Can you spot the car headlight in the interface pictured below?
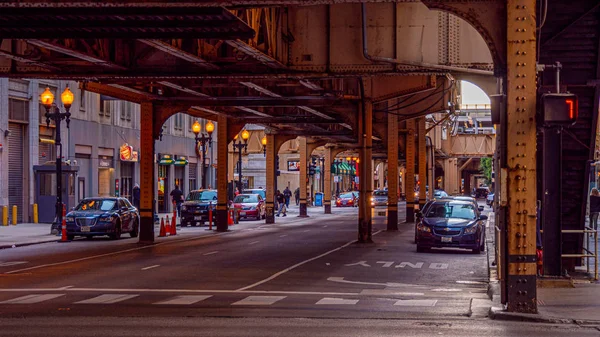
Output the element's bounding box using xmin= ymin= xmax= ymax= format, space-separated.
xmin=99 ymin=216 xmax=114 ymax=222
xmin=417 ymin=223 xmax=431 ymax=233
xmin=66 ymin=216 xmax=75 ymax=222
xmin=464 ymin=225 xmax=478 ymax=234
xmin=181 ymin=205 xmax=187 ymax=211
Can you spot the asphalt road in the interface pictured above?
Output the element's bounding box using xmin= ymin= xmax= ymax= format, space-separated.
xmin=0 ymin=204 xmax=509 ymax=333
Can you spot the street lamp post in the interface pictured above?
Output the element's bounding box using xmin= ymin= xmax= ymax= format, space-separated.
xmin=40 ymin=86 xmax=74 ymax=237
xmin=233 ymin=130 xmax=250 ymax=192
xmin=261 ymin=135 xmax=267 ymax=157
xmin=192 ymin=120 xmax=214 ymax=189
xmin=319 ymin=157 xmax=325 ymax=193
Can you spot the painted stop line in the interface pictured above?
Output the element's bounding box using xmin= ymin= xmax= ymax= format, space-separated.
xmin=0 ymin=261 xmax=28 ymax=267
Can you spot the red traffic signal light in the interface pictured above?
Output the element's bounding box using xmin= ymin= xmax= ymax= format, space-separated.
xmin=541 ymin=93 xmax=578 ymax=125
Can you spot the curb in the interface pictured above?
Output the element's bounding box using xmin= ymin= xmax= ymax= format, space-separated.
xmin=0 ymin=237 xmax=60 ymax=250
xmin=489 ymin=307 xmax=600 ymax=325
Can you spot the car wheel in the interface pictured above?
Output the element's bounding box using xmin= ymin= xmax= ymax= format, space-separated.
xmin=85 ymin=235 xmax=93 ymax=240
xmin=110 ymin=221 xmax=122 ymax=240
xmin=129 ymin=219 xmax=139 ymax=238
xmin=67 ymin=234 xmax=75 ymax=241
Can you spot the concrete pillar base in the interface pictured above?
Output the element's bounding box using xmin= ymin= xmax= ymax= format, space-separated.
xmin=216 ymin=210 xmax=228 ymax=232
xmin=265 ymin=205 xmax=275 ymax=224
xmin=324 ymin=203 xmax=332 ymax=214
xmin=139 ymin=215 xmax=155 ymax=244
xmin=299 ymin=202 xmax=309 ymax=217
xmin=406 ymin=204 xmax=415 ymax=223
xmin=387 ymin=209 xmax=398 ymax=231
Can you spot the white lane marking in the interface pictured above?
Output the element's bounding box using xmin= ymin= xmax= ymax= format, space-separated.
xmin=316 ymin=297 xmax=358 ymax=305
xmin=154 ymin=295 xmax=212 ymax=305
xmin=203 ymin=251 xmax=219 ymax=256
xmin=0 ymin=294 xmax=64 ymax=304
xmin=456 ymin=280 xmax=487 ymax=285
xmin=431 ymin=288 xmax=462 ymax=292
xmin=4 ymin=231 xmax=233 ymax=275
xmin=394 ymin=299 xmax=438 ymax=307
xmin=59 ymin=286 xmax=74 ymax=290
xmin=248 ymin=241 xmax=260 ymax=245
xmin=279 ymin=235 xmax=287 ymax=238
xmin=0 ymin=261 xmax=28 ymax=267
xmin=0 ymin=288 xmax=362 ymax=296
xmin=75 ymin=294 xmax=139 ymax=304
xmin=328 ymin=276 xmax=423 ymax=291
xmin=141 ymin=265 xmax=160 ymax=271
xmin=232 ymin=296 xmax=286 ymax=306
xmin=323 ymin=225 xmax=328 ymax=228
xmin=236 ymin=229 xmax=382 ymax=291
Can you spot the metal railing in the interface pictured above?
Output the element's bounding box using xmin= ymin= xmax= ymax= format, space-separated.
xmin=561 ymin=227 xmax=598 ymax=281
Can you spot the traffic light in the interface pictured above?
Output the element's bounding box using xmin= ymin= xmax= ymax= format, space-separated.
xmin=309 ymin=164 xmax=316 ymax=175
xmin=276 ymin=155 xmax=280 ymax=176
xmin=541 ymin=93 xmax=578 ymax=125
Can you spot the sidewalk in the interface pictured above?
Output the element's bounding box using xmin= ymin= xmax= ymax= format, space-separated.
xmin=1 ymin=204 xmax=334 ymax=250
xmin=487 ymin=212 xmax=600 ymax=324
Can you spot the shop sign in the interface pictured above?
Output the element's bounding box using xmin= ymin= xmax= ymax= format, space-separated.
xmin=119 ymin=143 xmax=139 ymax=162
xmin=174 ymin=156 xmax=189 ymax=166
xmin=99 ymin=157 xmax=113 ymax=168
xmin=287 ymin=160 xmax=300 ymax=171
xmin=158 ymin=154 xmax=174 ymax=165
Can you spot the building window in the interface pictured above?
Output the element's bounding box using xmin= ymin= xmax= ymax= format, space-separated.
xmin=174 ymin=113 xmax=184 ymax=131
xmin=9 ymin=98 xmax=29 ymax=122
xmin=120 ymin=101 xmax=132 ymax=121
xmin=79 ymin=89 xmax=86 ymax=112
xmin=99 ymin=96 xmax=112 ymax=117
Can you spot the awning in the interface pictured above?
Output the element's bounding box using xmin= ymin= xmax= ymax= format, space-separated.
xmin=174 ymin=157 xmax=188 ymax=166
xmin=159 ymin=155 xmax=174 ymax=165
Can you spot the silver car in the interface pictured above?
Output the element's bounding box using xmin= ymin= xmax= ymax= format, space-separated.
xmin=371 ymin=190 xmax=388 ymax=207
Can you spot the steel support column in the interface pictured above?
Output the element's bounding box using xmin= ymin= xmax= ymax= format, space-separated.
xmin=139 ymin=101 xmax=155 ymax=244
xmin=299 ymin=137 xmax=309 ymax=217
xmin=405 ymin=119 xmax=416 ymax=222
xmin=265 ymin=134 xmax=276 ymax=223
xmin=358 ymin=99 xmax=373 ymax=243
xmin=324 ymin=147 xmax=333 ymax=214
xmin=505 ymin=0 xmax=537 ymax=313
xmin=418 ymin=118 xmax=427 ymax=209
xmin=216 ymin=115 xmax=229 ymax=232
xmin=387 ymin=111 xmax=399 ymax=230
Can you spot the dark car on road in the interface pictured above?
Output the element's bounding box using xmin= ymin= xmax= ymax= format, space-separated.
xmin=180 ymin=189 xmax=217 ymax=226
xmin=415 ymin=200 xmax=487 ymax=254
xmin=371 ymin=189 xmax=388 ymax=207
xmin=64 ymin=197 xmax=139 ymax=240
xmin=336 ymin=192 xmax=359 ymax=207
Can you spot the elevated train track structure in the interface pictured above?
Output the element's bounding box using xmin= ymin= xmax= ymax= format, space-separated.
xmin=0 ymin=0 xmax=598 ymax=315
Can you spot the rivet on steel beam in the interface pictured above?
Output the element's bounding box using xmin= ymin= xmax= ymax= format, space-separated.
xmin=523 ymin=210 xmax=528 ymax=214
xmin=524 ymin=268 xmax=527 ymax=272
xmin=518 ymin=268 xmax=522 ymax=271
xmin=517 ymin=211 xmax=522 ymax=215
xmin=523 ymin=188 xmax=527 ymax=191
xmin=518 ymin=245 xmax=522 ymax=248
xmin=516 ymin=232 xmax=521 ymax=237
xmin=523 ymin=52 xmax=527 ymax=55
xmin=521 ymin=40 xmax=526 ymax=44
xmin=516 ymin=175 xmax=522 ymax=180
xmin=523 ymin=233 xmax=527 ymax=237
xmin=523 ymin=279 xmax=527 ymax=283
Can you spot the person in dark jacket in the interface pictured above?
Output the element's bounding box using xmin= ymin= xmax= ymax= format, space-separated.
xmin=132 ymin=183 xmax=141 ymax=209
xmin=590 ymin=188 xmax=600 ymax=230
xmin=283 ymin=187 xmax=292 ymax=208
xmin=294 ymin=187 xmax=300 ymax=206
xmin=170 ymin=185 xmax=184 ymax=217
xmin=276 ymin=190 xmax=287 ymax=217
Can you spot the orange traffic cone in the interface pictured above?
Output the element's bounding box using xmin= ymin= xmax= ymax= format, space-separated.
xmin=159 ymin=218 xmax=167 ymax=237
xmin=165 ymin=215 xmax=171 ymax=234
xmin=170 ymin=214 xmax=177 ymax=236
xmin=228 ymin=209 xmax=234 ymax=226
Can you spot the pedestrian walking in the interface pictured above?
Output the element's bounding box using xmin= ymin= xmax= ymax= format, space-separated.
xmin=132 ymin=183 xmax=141 ymax=209
xmin=294 ymin=187 xmax=300 ymax=206
xmin=590 ymin=188 xmax=600 ymax=230
xmin=283 ymin=187 xmax=292 ymax=208
xmin=170 ymin=185 xmax=184 ymax=217
xmin=276 ymin=190 xmax=287 ymax=217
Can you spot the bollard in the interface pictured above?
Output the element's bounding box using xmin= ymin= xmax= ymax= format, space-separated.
xmin=33 ymin=204 xmax=38 ymax=224
xmin=208 ymin=208 xmax=213 ymax=230
xmin=61 ymin=204 xmax=68 ymax=242
xmin=2 ymin=206 xmax=7 ymax=226
xmin=12 ymin=205 xmax=17 ymax=225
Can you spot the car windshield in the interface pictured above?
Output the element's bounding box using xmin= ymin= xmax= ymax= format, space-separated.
xmin=76 ymin=199 xmax=116 ymax=212
xmin=373 ymin=190 xmax=387 ymax=196
xmin=425 ymin=202 xmax=476 ymax=220
xmin=187 ymin=191 xmax=217 ymax=201
xmin=340 ymin=192 xmax=356 ymax=199
xmin=234 ymin=195 xmax=259 ymax=203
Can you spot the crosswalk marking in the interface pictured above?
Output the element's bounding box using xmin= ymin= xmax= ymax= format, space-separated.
xmin=154 ymin=295 xmax=212 ymax=305
xmin=394 ymin=299 xmax=438 ymax=307
xmin=0 ymin=294 xmax=64 ymax=304
xmin=232 ymin=296 xmax=286 ymax=306
xmin=75 ymin=294 xmax=139 ymax=304
xmin=316 ymin=297 xmax=359 ymax=305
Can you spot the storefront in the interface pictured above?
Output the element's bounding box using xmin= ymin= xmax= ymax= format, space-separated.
xmin=119 ymin=143 xmax=138 ymax=202
xmin=158 ymin=154 xmax=174 ymax=213
xmin=98 ymin=157 xmax=113 ymax=197
xmin=174 ymin=155 xmax=187 ymax=195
